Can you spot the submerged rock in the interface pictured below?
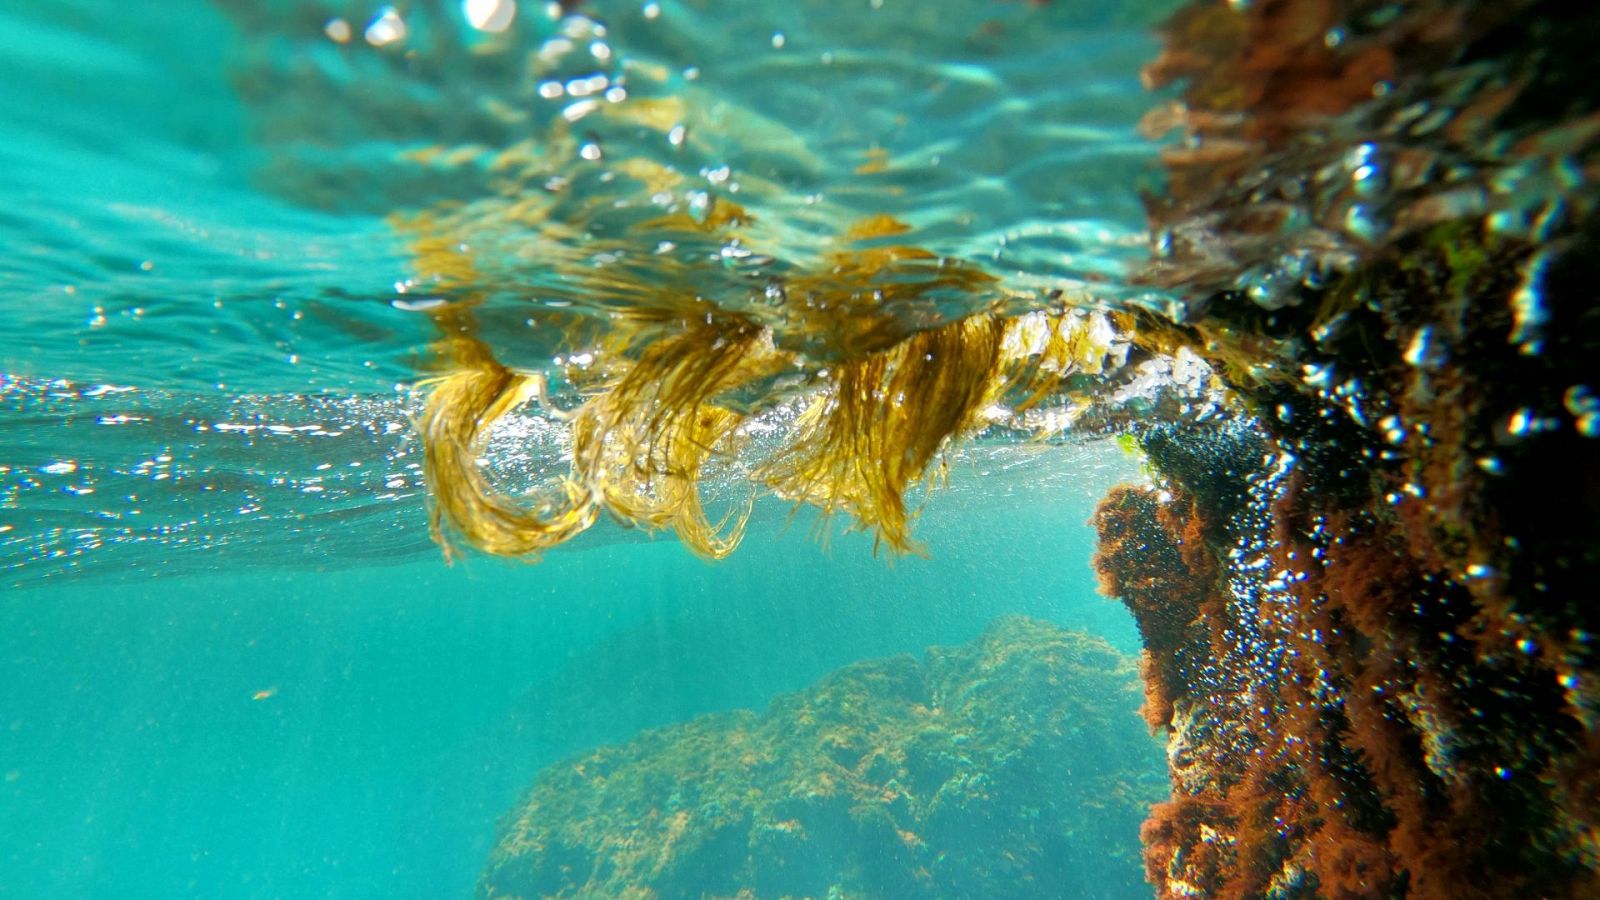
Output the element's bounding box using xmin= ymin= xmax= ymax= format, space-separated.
xmin=480 ymin=617 xmax=1165 ymax=899
xmin=1096 ymin=1 xmax=1600 ymax=896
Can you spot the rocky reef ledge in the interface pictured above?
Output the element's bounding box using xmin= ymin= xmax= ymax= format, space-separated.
xmin=479 ymin=617 xmax=1166 ymax=899
xmin=1091 ymin=1 xmax=1600 ymax=896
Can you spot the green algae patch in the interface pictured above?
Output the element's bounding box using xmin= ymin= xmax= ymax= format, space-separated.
xmin=479 ymin=617 xmax=1165 ymax=899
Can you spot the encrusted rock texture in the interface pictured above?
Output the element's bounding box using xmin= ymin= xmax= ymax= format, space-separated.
xmin=1097 ymin=1 xmax=1600 ymax=897
xmin=479 ymin=617 xmax=1166 ymax=899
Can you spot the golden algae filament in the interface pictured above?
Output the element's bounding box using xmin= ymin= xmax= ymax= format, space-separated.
xmin=419 ymin=356 xmax=598 ymax=561
xmin=569 ymin=315 xmax=782 ymax=559
xmin=416 ymin=298 xmax=1129 ymax=561
xmin=387 ymin=124 xmax=1134 ymax=561
xmin=757 ymin=314 xmax=1007 ymax=554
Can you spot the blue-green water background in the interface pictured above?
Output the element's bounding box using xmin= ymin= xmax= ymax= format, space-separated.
xmin=1 ymin=0 xmax=1172 ymax=895
xmin=2 ymin=464 xmax=1145 ymax=898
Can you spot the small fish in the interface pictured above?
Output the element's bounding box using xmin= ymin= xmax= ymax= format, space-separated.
xmin=251 ymin=687 xmax=278 ymax=701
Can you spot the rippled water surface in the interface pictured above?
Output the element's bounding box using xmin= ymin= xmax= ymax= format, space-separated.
xmin=2 ymin=0 xmax=1180 ymax=584
xmin=2 ymin=1 xmax=1180 ymax=896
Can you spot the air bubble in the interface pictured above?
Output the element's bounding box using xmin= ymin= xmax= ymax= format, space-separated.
xmin=364 ymin=6 xmax=407 ymax=46
xmin=1563 ymin=385 xmax=1597 ymax=437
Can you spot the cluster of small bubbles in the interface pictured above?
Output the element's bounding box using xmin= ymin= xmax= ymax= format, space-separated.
xmin=1334 ymin=377 xmax=1370 ymax=427
xmin=685 ymin=190 xmax=712 ymax=224
xmin=1508 ymin=250 xmax=1550 ymax=356
xmin=1239 ymin=251 xmax=1324 ymax=310
xmin=1152 ymin=424 xmax=1296 ymax=767
xmin=126 ymin=452 xmax=179 ymax=483
xmin=0 ymin=377 xmax=446 ymax=584
xmin=1230 ymin=448 xmax=1306 ymax=693
xmin=1485 ymin=156 xmax=1583 ymax=243
xmin=564 ymin=74 xmax=612 ymax=99
xmin=1300 ymin=362 xmax=1333 ymax=389
xmin=1562 ymin=384 xmax=1598 ymax=437
xmin=1377 ymin=414 xmax=1406 ymax=445
xmin=1502 ymin=406 xmax=1563 ymax=441
xmin=1296 ymin=358 xmax=1408 ymax=447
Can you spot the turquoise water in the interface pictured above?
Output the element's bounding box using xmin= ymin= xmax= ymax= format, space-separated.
xmin=1 ymin=1 xmax=1175 ymax=896
xmin=2 ymin=456 xmax=1146 ymax=897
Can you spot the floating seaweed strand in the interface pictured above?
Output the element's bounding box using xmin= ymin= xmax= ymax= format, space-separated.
xmin=568 ymin=315 xmax=779 ymax=559
xmin=756 ymin=315 xmax=1006 ymax=554
xmin=390 ymin=148 xmax=1137 ymax=561
xmin=414 ymin=293 xmax=1125 ymax=561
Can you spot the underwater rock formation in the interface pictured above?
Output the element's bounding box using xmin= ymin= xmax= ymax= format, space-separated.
xmin=1091 ymin=483 xmax=1222 ymax=732
xmin=366 ymin=0 xmax=1600 ymax=891
xmin=479 ymin=617 xmax=1165 ymax=899
xmin=1092 ymin=0 xmax=1600 ymax=896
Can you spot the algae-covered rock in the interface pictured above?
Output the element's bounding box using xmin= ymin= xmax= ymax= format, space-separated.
xmin=479 ymin=617 xmax=1165 ymax=899
xmin=1105 ymin=1 xmax=1600 ymax=894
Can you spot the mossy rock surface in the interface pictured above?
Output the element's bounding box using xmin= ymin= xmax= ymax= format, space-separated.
xmin=480 ymin=616 xmax=1165 ymax=899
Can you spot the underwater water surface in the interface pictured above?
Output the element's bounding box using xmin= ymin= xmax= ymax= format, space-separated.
xmin=1 ymin=1 xmax=1185 ymax=897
